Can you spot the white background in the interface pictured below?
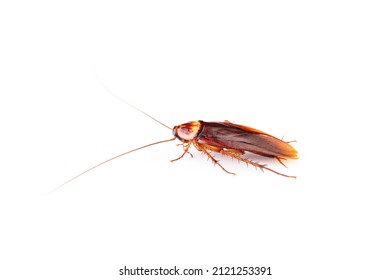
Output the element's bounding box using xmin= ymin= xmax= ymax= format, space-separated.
xmin=1 ymin=1 xmax=389 ymax=279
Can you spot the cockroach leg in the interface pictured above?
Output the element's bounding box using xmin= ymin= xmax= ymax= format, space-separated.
xmin=176 ymin=143 xmax=193 ymax=158
xmin=287 ymin=140 xmax=297 ymax=144
xmin=193 ymin=142 xmax=236 ymax=175
xmin=171 ymin=142 xmax=192 ymax=162
xmin=229 ymin=153 xmax=296 ymax=179
xmin=276 ymin=157 xmax=288 ymax=168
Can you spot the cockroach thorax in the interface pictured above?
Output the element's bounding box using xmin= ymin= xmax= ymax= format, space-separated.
xmin=173 ymin=121 xmax=204 ymax=141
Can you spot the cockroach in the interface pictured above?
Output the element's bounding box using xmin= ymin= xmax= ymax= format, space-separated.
xmin=55 ymin=84 xmax=298 ymax=191
xmin=171 ymin=120 xmax=298 ymax=176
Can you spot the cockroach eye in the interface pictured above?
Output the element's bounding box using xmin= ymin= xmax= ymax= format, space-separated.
xmin=172 ymin=126 xmax=179 ymax=138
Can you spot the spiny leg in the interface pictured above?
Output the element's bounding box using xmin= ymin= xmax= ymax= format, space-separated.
xmin=171 ymin=142 xmax=192 ymax=162
xmin=193 ymin=143 xmax=236 ymax=175
xmin=176 ymin=143 xmax=193 ymax=158
xmin=276 ymin=156 xmax=288 ymax=168
xmin=228 ymin=153 xmax=296 ymax=179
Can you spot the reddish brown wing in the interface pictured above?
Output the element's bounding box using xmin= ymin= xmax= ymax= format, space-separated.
xmin=197 ymin=121 xmax=298 ymax=159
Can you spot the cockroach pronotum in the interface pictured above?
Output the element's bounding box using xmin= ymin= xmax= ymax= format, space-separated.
xmin=55 ymin=86 xmax=298 ymax=191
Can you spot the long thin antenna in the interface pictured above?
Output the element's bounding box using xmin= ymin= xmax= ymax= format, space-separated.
xmin=49 ymin=137 xmax=176 ymax=193
xmin=94 ymin=70 xmax=172 ymax=130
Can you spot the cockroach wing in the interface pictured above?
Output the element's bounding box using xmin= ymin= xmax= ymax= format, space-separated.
xmin=198 ymin=122 xmax=298 ymax=159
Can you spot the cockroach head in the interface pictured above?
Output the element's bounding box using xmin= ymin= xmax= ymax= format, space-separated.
xmin=173 ymin=121 xmax=204 ymax=142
